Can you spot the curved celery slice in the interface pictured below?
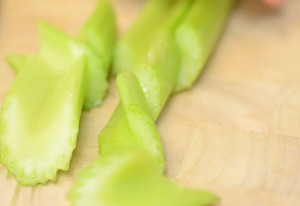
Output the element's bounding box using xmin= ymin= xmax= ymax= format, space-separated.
xmin=99 ymin=0 xmax=191 ymax=173
xmin=69 ymin=150 xmax=219 ymax=206
xmin=99 ymin=31 xmax=180 ymax=172
xmin=5 ymin=0 xmax=116 ymax=111
xmin=0 ymin=0 xmax=116 ymax=185
xmin=78 ymin=0 xmax=116 ymax=110
xmin=113 ymin=0 xmax=172 ymax=74
xmin=113 ymin=0 xmax=181 ymax=75
xmin=0 ymin=54 xmax=86 ymax=185
xmin=175 ymin=0 xmax=235 ymax=91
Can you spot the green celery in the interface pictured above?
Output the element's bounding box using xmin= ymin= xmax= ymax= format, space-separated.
xmin=99 ymin=32 xmax=179 ymax=172
xmin=0 ymin=25 xmax=87 ymax=184
xmin=175 ymin=0 xmax=235 ymax=91
xmin=71 ymin=0 xmax=234 ymax=204
xmin=69 ymin=150 xmax=219 ymax=206
xmin=0 ymin=0 xmax=116 ymax=185
xmin=78 ymin=0 xmax=116 ymax=110
xmin=113 ymin=0 xmax=177 ymax=75
xmin=99 ymin=0 xmax=191 ymax=173
xmin=5 ymin=0 xmax=116 ymax=110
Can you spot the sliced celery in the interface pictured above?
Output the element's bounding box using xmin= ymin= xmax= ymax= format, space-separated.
xmin=69 ymin=150 xmax=219 ymax=206
xmin=0 ymin=0 xmax=116 ymax=185
xmin=113 ymin=0 xmax=178 ymax=75
xmin=99 ymin=31 xmax=180 ymax=172
xmin=175 ymin=0 xmax=235 ymax=91
xmin=0 ymin=47 xmax=86 ymax=185
xmin=99 ymin=0 xmax=191 ymax=173
xmin=5 ymin=0 xmax=116 ymax=110
xmin=78 ymin=0 xmax=116 ymax=110
xmin=71 ymin=0 xmax=234 ymax=204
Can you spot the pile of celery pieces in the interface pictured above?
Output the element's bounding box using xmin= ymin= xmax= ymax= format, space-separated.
xmin=0 ymin=0 xmax=234 ymax=205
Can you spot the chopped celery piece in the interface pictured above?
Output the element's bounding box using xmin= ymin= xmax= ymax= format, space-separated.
xmin=0 ymin=0 xmax=116 ymax=185
xmin=175 ymin=0 xmax=235 ymax=91
xmin=78 ymin=0 xmax=116 ymax=110
xmin=5 ymin=0 xmax=116 ymax=110
xmin=99 ymin=31 xmax=180 ymax=172
xmin=113 ymin=0 xmax=173 ymax=74
xmin=99 ymin=0 xmax=190 ymax=172
xmin=113 ymin=0 xmax=189 ymax=75
xmin=71 ymin=0 xmax=234 ymax=203
xmin=69 ymin=150 xmax=219 ymax=206
xmin=0 ymin=53 xmax=86 ymax=185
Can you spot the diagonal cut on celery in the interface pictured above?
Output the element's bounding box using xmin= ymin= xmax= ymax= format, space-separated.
xmin=71 ymin=0 xmax=234 ymax=204
xmin=0 ymin=30 xmax=87 ymax=184
xmin=175 ymin=0 xmax=235 ymax=91
xmin=5 ymin=0 xmax=116 ymax=111
xmin=113 ymin=0 xmax=181 ymax=75
xmin=69 ymin=150 xmax=219 ymax=206
xmin=99 ymin=0 xmax=191 ymax=173
xmin=99 ymin=31 xmax=180 ymax=172
xmin=0 ymin=0 xmax=116 ymax=185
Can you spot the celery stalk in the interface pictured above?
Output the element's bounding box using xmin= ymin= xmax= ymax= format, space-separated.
xmin=0 ymin=0 xmax=116 ymax=185
xmin=5 ymin=0 xmax=116 ymax=110
xmin=99 ymin=0 xmax=191 ymax=173
xmin=71 ymin=0 xmax=234 ymax=204
xmin=175 ymin=0 xmax=235 ymax=91
xmin=99 ymin=32 xmax=179 ymax=172
xmin=69 ymin=150 xmax=219 ymax=206
xmin=113 ymin=0 xmax=178 ymax=75
xmin=78 ymin=0 xmax=116 ymax=110
xmin=0 ymin=32 xmax=87 ymax=184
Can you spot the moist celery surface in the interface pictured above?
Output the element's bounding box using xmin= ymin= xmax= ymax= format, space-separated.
xmin=0 ymin=0 xmax=116 ymax=185
xmin=70 ymin=0 xmax=233 ymax=205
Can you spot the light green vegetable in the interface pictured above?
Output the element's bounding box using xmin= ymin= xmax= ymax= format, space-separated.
xmin=99 ymin=32 xmax=180 ymax=172
xmin=113 ymin=0 xmax=193 ymax=75
xmin=99 ymin=0 xmax=191 ymax=172
xmin=69 ymin=150 xmax=219 ymax=206
xmin=0 ymin=0 xmax=116 ymax=185
xmin=6 ymin=0 xmax=116 ymax=110
xmin=175 ymin=0 xmax=235 ymax=91
xmin=0 ymin=25 xmax=87 ymax=185
xmin=112 ymin=0 xmax=176 ymax=75
xmin=70 ymin=0 xmax=228 ymax=205
xmin=78 ymin=0 xmax=116 ymax=110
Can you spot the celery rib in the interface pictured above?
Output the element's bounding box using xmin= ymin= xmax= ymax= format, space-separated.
xmin=0 ymin=0 xmax=116 ymax=185
xmin=71 ymin=0 xmax=234 ymax=205
xmin=175 ymin=0 xmax=235 ymax=91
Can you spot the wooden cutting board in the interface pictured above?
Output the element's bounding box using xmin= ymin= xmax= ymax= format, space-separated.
xmin=0 ymin=0 xmax=300 ymax=205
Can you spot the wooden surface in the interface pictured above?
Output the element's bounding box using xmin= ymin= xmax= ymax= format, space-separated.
xmin=1 ymin=0 xmax=300 ymax=205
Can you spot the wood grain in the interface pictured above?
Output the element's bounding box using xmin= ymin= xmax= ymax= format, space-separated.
xmin=0 ymin=0 xmax=300 ymax=205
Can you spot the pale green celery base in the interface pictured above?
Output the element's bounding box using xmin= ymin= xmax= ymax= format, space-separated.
xmin=69 ymin=150 xmax=219 ymax=206
xmin=0 ymin=58 xmax=86 ymax=185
